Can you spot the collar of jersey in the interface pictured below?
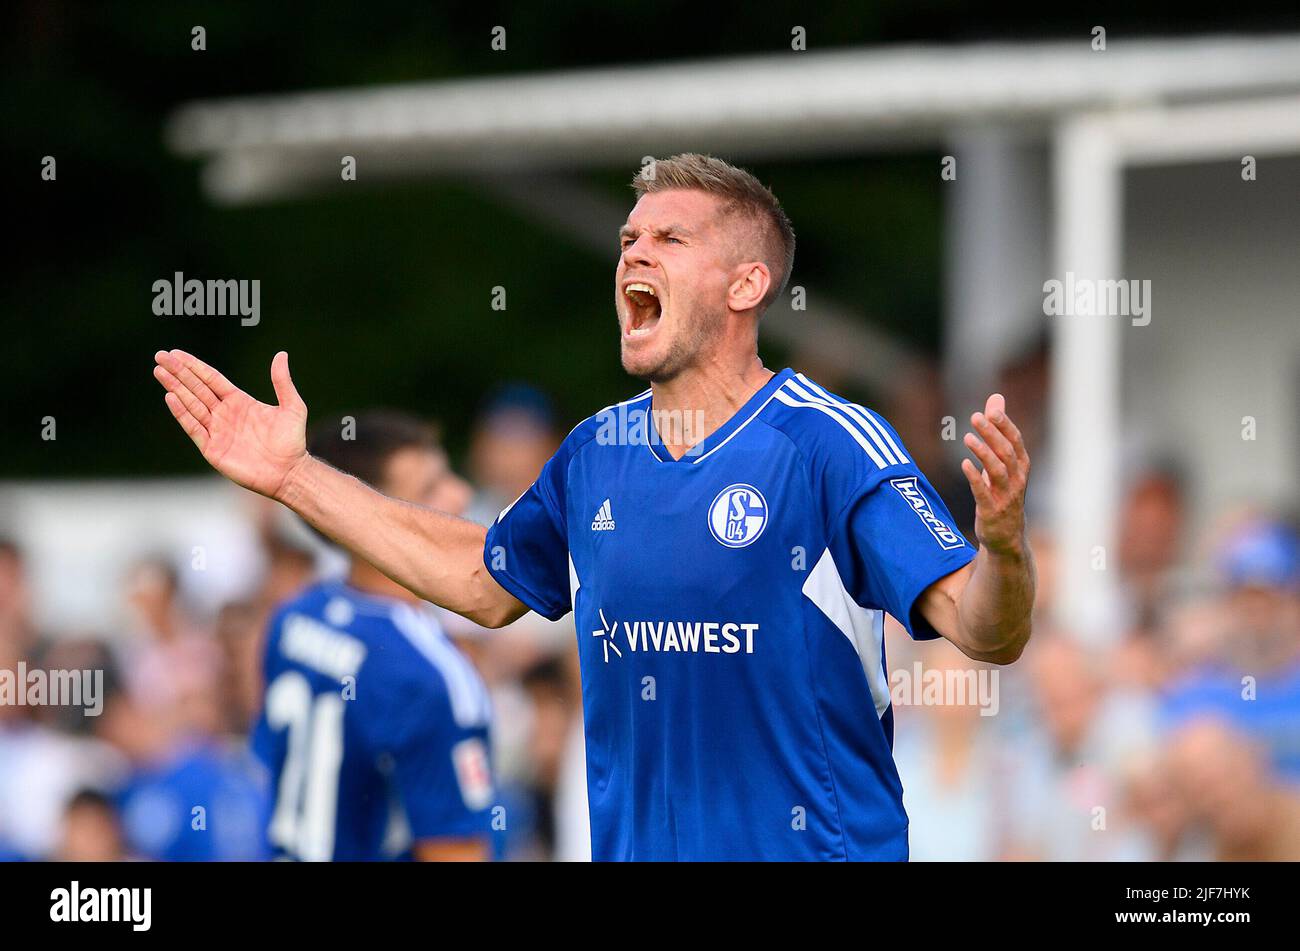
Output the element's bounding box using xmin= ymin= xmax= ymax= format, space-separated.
xmin=645 ymin=367 xmax=795 ymax=465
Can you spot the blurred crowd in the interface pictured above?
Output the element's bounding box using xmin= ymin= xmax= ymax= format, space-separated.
xmin=0 ymin=360 xmax=1296 ymax=862
xmin=0 ymin=386 xmax=587 ymax=862
xmin=877 ymin=340 xmax=1300 ymax=862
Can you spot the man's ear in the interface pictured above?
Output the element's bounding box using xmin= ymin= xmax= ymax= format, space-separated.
xmin=727 ymin=262 xmax=772 ymax=313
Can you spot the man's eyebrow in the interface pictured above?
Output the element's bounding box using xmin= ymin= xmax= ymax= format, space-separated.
xmin=618 ymin=223 xmax=697 ymax=240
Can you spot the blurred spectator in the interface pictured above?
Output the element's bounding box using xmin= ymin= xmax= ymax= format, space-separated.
xmin=520 ymin=658 xmax=568 ymax=834
xmin=1165 ymin=718 xmax=1300 ymax=860
xmin=96 ymin=686 xmax=269 ymax=862
xmin=55 ymin=788 xmax=130 ymax=862
xmin=1027 ymin=526 xmax=1058 ymax=622
xmin=0 ymin=624 xmax=126 ymax=859
xmin=464 ymin=383 xmax=560 ymax=527
xmin=1121 ymin=756 xmax=1209 ymax=862
xmin=1156 ymin=594 xmax=1232 ymax=678
xmin=0 ymin=538 xmax=37 ymax=655
xmin=1117 ymin=467 xmax=1187 ymax=629
xmin=255 ymin=536 xmax=317 ymax=614
xmin=213 ymin=600 xmax=264 ymax=736
xmin=1000 ymin=635 xmax=1157 ymax=860
xmin=552 ymin=648 xmax=591 ymax=862
xmin=993 ymin=334 xmax=1052 ymax=525
xmin=26 ymin=638 xmax=119 ymax=735
xmin=512 ymin=655 xmax=584 ymax=856
xmin=0 ymin=696 xmax=126 ymax=858
xmin=1161 ymin=518 xmax=1300 ymax=781
xmin=117 ymin=556 xmax=220 ymax=715
xmin=1107 ymin=469 xmax=1181 ymax=694
xmin=894 ymin=642 xmax=1004 ymax=861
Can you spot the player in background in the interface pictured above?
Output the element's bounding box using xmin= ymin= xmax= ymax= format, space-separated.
xmin=250 ymin=412 xmax=495 ymax=861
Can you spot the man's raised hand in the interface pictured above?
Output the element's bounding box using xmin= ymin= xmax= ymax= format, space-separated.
xmin=960 ymin=392 xmax=1030 ymax=557
xmin=153 ymin=349 xmax=309 ymax=501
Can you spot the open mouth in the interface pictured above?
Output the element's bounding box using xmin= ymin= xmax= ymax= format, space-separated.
xmin=623 ymin=282 xmax=662 ymax=338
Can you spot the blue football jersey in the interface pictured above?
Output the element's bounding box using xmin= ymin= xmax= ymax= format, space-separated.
xmin=251 ymin=581 xmax=495 ymax=861
xmin=119 ymin=742 xmax=270 ymax=862
xmin=484 ymin=368 xmax=976 ymax=860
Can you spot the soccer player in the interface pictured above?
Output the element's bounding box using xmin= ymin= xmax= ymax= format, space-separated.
xmin=249 ymin=413 xmax=495 ymax=861
xmin=154 ymin=153 xmax=1035 ymax=861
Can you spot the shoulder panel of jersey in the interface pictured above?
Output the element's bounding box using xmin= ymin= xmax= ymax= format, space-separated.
xmin=565 ymin=386 xmax=653 ymax=461
xmin=759 ymin=371 xmax=916 ymax=532
xmin=380 ymin=600 xmax=492 ymax=730
xmin=271 ymin=580 xmax=488 ymax=728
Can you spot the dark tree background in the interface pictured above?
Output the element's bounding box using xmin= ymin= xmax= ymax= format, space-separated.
xmin=3 ymin=0 xmax=1294 ymax=476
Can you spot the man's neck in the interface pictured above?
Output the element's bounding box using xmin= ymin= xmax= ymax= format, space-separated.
xmin=347 ymin=561 xmax=420 ymax=604
xmin=650 ymin=354 xmax=773 ymax=460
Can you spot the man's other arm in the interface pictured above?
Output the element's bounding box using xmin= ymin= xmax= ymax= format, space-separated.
xmin=916 ymin=394 xmax=1035 ymax=665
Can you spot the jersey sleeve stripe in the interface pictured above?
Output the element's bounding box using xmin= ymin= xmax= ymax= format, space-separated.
xmin=791 ymin=374 xmax=904 ymax=466
xmin=858 ymin=405 xmax=910 ymax=465
xmin=773 ymin=386 xmax=889 ymax=468
xmin=390 ymin=605 xmax=491 ymax=728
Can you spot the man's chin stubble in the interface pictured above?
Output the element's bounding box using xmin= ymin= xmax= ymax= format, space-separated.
xmin=623 ymin=345 xmax=686 ymax=384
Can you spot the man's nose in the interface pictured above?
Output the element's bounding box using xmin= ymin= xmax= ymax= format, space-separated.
xmin=621 ymin=236 xmax=655 ymax=269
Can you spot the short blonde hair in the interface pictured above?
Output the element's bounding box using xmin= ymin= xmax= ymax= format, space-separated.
xmin=631 ymin=153 xmax=796 ymax=311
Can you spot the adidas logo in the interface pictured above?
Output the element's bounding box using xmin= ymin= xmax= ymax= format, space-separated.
xmin=591 ymin=499 xmax=616 ymax=531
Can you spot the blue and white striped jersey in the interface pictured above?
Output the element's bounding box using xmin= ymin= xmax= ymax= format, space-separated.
xmin=251 ymin=581 xmax=494 ymax=861
xmin=485 ymin=367 xmax=975 ymax=860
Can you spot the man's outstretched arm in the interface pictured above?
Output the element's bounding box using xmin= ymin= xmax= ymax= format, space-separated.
xmin=153 ymin=349 xmax=528 ymax=629
xmin=917 ymin=393 xmax=1035 ymax=665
